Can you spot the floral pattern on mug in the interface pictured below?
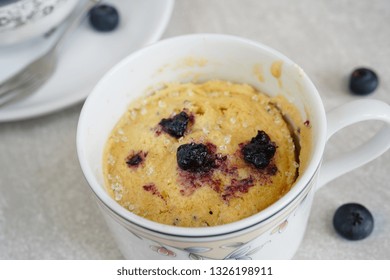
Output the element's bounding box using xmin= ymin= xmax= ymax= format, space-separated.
xmin=223 ymin=240 xmax=272 ymax=260
xmin=188 ymin=253 xmax=203 ymax=260
xmin=127 ymin=229 xmax=143 ymax=240
xmin=271 ymin=219 xmax=289 ymax=234
xmin=220 ymin=242 xmax=246 ymax=249
xmin=184 ymin=246 xmax=212 ymax=254
xmin=150 ymin=245 xmax=176 ymax=257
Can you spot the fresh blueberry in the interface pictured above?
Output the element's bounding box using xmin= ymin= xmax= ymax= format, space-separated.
xmin=241 ymin=130 xmax=276 ymax=169
xmin=349 ymin=68 xmax=379 ymax=95
xmin=333 ymin=203 xmax=374 ymax=240
xmin=159 ymin=111 xmax=190 ymax=138
xmin=177 ymin=143 xmax=215 ymax=173
xmin=89 ymin=4 xmax=119 ymax=32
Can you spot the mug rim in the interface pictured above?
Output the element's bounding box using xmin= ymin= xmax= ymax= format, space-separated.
xmin=77 ymin=33 xmax=327 ymax=238
xmin=89 ymin=165 xmax=319 ymax=240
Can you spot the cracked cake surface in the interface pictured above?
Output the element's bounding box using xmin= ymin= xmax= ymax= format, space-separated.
xmin=103 ymin=80 xmax=311 ymax=227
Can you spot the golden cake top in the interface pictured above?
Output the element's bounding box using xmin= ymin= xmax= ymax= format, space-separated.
xmin=103 ymin=80 xmax=311 ymax=227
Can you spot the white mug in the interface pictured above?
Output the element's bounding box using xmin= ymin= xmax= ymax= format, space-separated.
xmin=77 ymin=34 xmax=390 ymax=259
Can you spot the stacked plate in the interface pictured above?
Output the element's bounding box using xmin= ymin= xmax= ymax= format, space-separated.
xmin=0 ymin=0 xmax=174 ymax=122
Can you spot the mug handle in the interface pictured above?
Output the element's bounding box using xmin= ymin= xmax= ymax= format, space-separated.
xmin=317 ymin=99 xmax=390 ymax=189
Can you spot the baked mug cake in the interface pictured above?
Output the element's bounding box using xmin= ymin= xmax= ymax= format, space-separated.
xmin=103 ymin=80 xmax=311 ymax=227
xmin=78 ymin=34 xmax=390 ymax=259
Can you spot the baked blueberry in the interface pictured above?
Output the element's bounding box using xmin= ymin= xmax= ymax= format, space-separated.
xmin=241 ymin=130 xmax=276 ymax=169
xmin=177 ymin=143 xmax=215 ymax=173
xmin=89 ymin=4 xmax=120 ymax=32
xmin=349 ymin=68 xmax=379 ymax=95
xmin=333 ymin=203 xmax=374 ymax=240
xmin=242 ymin=143 xmax=270 ymax=169
xmin=126 ymin=154 xmax=142 ymax=166
xmin=159 ymin=111 xmax=190 ymax=138
xmin=252 ymin=130 xmax=271 ymax=145
xmin=126 ymin=151 xmax=146 ymax=168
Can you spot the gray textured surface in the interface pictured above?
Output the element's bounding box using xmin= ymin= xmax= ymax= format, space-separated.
xmin=0 ymin=0 xmax=389 ymax=259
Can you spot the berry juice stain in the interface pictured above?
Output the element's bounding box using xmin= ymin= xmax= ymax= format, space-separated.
xmin=143 ymin=183 xmax=164 ymax=201
xmin=175 ymin=133 xmax=277 ymax=203
xmin=222 ymin=177 xmax=255 ymax=201
xmin=176 ymin=142 xmax=224 ymax=196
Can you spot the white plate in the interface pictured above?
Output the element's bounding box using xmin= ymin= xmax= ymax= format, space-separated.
xmin=0 ymin=0 xmax=174 ymax=122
